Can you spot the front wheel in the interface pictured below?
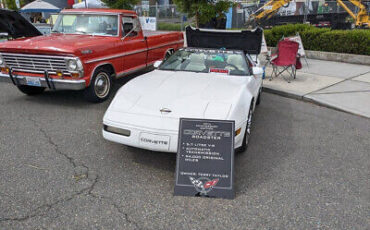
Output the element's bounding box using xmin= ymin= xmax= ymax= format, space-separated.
xmin=237 ymin=103 xmax=253 ymax=153
xmin=17 ymin=85 xmax=45 ymax=95
xmin=84 ymin=69 xmax=112 ymax=103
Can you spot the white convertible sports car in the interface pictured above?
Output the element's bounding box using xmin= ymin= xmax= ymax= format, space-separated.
xmin=103 ymin=27 xmax=263 ymax=153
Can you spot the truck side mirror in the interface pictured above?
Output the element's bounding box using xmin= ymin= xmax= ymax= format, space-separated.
xmin=153 ymin=60 xmax=162 ymax=68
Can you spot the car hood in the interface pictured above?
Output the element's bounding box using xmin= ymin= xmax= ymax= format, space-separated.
xmin=0 ymin=33 xmax=116 ymax=55
xmin=0 ymin=9 xmax=42 ymax=39
xmin=106 ymin=70 xmax=248 ymax=122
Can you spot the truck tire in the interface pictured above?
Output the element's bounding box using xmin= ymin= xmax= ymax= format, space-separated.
xmin=84 ymin=68 xmax=112 ymax=103
xmin=17 ymin=85 xmax=45 ymax=95
xmin=164 ymin=49 xmax=174 ymax=60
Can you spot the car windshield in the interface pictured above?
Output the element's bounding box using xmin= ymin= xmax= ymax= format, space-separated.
xmin=159 ymin=49 xmax=250 ymax=76
xmin=52 ymin=14 xmax=118 ymax=36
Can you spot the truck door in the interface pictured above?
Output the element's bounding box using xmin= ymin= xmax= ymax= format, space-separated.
xmin=121 ymin=16 xmax=147 ymax=74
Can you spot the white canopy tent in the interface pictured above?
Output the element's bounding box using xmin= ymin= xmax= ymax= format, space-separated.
xmin=73 ymin=0 xmax=107 ymax=9
xmin=20 ymin=0 xmax=60 ymax=13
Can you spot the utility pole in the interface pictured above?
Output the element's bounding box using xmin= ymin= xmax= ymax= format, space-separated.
xmin=303 ymin=0 xmax=309 ymax=23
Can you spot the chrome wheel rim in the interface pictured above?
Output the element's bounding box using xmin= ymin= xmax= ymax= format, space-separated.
xmin=94 ymin=72 xmax=110 ymax=98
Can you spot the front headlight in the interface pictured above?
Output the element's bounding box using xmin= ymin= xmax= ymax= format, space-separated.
xmin=0 ymin=56 xmax=4 ymax=66
xmin=67 ymin=59 xmax=77 ymax=71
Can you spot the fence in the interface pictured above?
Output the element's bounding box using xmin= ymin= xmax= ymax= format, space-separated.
xmin=134 ymin=1 xmax=369 ymax=30
xmin=235 ymin=1 xmax=369 ymax=27
xmin=134 ymin=4 xmax=187 ymax=23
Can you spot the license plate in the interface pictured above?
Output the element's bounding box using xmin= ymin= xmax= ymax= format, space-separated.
xmin=139 ymin=132 xmax=170 ymax=151
xmin=25 ymin=77 xmax=41 ymax=87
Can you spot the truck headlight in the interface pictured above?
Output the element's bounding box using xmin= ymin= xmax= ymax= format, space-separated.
xmin=66 ymin=58 xmax=83 ymax=72
xmin=0 ymin=56 xmax=4 ymax=66
xmin=67 ymin=59 xmax=77 ymax=71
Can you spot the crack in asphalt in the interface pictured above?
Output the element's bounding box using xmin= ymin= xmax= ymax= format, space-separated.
xmin=0 ymin=184 xmax=94 ymax=223
xmin=35 ymin=119 xmax=90 ymax=179
xmin=85 ymin=175 xmax=141 ymax=229
xmin=0 ymin=116 xmax=96 ymax=223
xmin=1 ymin=116 xmax=140 ymax=229
xmin=88 ymin=187 xmax=142 ymax=230
xmin=24 ymin=116 xmax=96 ymax=183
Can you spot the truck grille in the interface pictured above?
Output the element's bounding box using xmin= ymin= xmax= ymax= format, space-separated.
xmin=1 ymin=53 xmax=68 ymax=73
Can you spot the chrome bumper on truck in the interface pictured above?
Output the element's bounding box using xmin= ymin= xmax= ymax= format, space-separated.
xmin=0 ymin=70 xmax=86 ymax=90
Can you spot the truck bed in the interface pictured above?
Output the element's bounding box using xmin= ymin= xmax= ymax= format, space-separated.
xmin=143 ymin=30 xmax=180 ymax=37
xmin=144 ymin=30 xmax=184 ymax=64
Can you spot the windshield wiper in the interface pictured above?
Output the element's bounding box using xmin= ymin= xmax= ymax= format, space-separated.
xmin=180 ymin=57 xmax=188 ymax=63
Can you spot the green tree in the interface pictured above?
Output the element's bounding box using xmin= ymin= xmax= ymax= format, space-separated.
xmin=4 ymin=0 xmax=18 ymax=10
xmin=173 ymin=0 xmax=233 ymax=28
xmin=3 ymin=0 xmax=37 ymax=10
xmin=101 ymin=0 xmax=140 ymax=10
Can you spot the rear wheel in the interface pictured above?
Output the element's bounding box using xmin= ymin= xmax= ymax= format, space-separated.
xmin=164 ymin=49 xmax=174 ymax=60
xmin=237 ymin=103 xmax=254 ymax=153
xmin=84 ymin=68 xmax=112 ymax=103
xmin=17 ymin=85 xmax=45 ymax=95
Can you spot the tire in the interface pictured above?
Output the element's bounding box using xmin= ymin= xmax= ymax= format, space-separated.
xmin=256 ymin=89 xmax=261 ymax=105
xmin=237 ymin=103 xmax=254 ymax=153
xmin=164 ymin=49 xmax=173 ymax=60
xmin=84 ymin=68 xmax=113 ymax=103
xmin=17 ymin=85 xmax=45 ymax=95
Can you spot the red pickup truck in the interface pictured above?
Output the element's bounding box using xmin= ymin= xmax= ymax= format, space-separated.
xmin=0 ymin=9 xmax=184 ymax=102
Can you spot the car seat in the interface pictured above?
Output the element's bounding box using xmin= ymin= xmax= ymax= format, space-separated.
xmin=227 ymin=55 xmax=245 ymax=71
xmin=184 ymin=53 xmax=206 ymax=72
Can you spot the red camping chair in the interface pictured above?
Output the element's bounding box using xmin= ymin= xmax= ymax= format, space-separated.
xmin=270 ymin=40 xmax=300 ymax=83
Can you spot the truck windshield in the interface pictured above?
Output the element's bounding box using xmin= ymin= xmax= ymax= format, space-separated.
xmin=159 ymin=49 xmax=250 ymax=76
xmin=52 ymin=14 xmax=118 ymax=36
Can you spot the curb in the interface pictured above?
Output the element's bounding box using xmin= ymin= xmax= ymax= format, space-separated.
xmin=262 ymin=86 xmax=303 ymax=101
xmin=305 ymin=50 xmax=370 ymax=66
xmin=266 ymin=48 xmax=369 ymax=66
xmin=262 ymin=86 xmax=370 ymax=120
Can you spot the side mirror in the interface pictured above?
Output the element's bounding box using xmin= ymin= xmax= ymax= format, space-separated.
xmin=153 ymin=60 xmax=162 ymax=68
xmin=252 ymin=67 xmax=263 ymax=75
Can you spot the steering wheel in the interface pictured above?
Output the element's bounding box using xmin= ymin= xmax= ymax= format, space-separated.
xmin=225 ymin=63 xmax=240 ymax=71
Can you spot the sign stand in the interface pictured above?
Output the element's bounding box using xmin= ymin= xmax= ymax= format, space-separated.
xmin=174 ymin=118 xmax=235 ymax=199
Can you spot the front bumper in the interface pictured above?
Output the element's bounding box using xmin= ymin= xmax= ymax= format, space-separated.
xmin=103 ymin=119 xmax=180 ymax=153
xmin=102 ymin=119 xmax=245 ymax=153
xmin=0 ymin=72 xmax=86 ymax=90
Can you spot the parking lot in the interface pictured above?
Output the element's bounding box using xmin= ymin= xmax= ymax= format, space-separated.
xmin=0 ymin=75 xmax=369 ymax=229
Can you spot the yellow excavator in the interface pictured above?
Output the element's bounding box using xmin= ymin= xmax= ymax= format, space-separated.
xmin=336 ymin=0 xmax=369 ymax=27
xmin=249 ymin=0 xmax=292 ymax=22
xmin=249 ymin=0 xmax=369 ymax=28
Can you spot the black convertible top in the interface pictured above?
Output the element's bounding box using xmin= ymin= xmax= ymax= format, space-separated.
xmin=186 ymin=26 xmax=263 ymax=55
xmin=0 ymin=9 xmax=42 ymax=38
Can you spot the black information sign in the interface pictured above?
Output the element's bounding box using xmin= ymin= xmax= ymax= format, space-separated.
xmin=174 ymin=118 xmax=235 ymax=199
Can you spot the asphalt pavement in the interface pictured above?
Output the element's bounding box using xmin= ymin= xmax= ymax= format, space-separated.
xmin=0 ymin=77 xmax=369 ymax=229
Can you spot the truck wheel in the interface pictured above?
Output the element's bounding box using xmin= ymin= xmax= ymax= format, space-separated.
xmin=237 ymin=103 xmax=253 ymax=153
xmin=84 ymin=68 xmax=112 ymax=103
xmin=164 ymin=49 xmax=174 ymax=60
xmin=17 ymin=85 xmax=45 ymax=95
